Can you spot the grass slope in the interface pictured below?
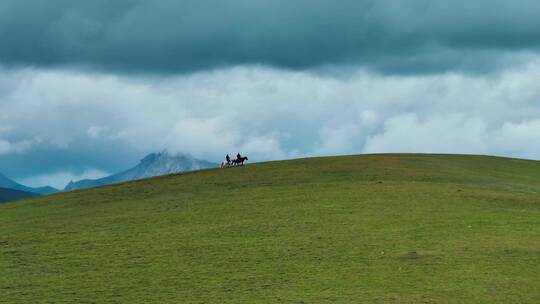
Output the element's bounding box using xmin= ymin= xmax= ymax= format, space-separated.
xmin=1 ymin=154 xmax=540 ymax=303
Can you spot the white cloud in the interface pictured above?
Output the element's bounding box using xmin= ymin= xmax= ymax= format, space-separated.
xmin=364 ymin=114 xmax=490 ymax=154
xmin=239 ymin=135 xmax=293 ymax=161
xmin=0 ymin=139 xmax=32 ymax=155
xmin=1 ymin=57 xmax=540 ymax=182
xmin=18 ymin=168 xmax=110 ymax=190
xmin=492 ymin=120 xmax=540 ymax=159
xmin=364 ymin=114 xmax=540 ymax=160
xmin=87 ymin=126 xmax=108 ymax=139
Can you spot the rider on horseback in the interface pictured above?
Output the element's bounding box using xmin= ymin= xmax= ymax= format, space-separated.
xmin=222 ymin=152 xmax=248 ymax=168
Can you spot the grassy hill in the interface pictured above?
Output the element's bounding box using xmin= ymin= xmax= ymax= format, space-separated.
xmin=1 ymin=154 xmax=540 ymax=303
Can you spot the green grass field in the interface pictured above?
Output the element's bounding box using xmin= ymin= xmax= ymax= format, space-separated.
xmin=1 ymin=154 xmax=540 ymax=303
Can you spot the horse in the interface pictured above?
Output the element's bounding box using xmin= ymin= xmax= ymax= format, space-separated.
xmin=221 ymin=161 xmax=231 ymax=168
xmin=231 ymin=156 xmax=248 ymax=166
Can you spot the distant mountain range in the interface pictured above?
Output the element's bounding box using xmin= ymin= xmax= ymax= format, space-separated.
xmin=65 ymin=152 xmax=218 ymax=191
xmin=0 ymin=173 xmax=58 ymax=195
xmin=0 ymin=152 xmax=217 ymax=197
xmin=0 ymin=187 xmax=39 ymax=204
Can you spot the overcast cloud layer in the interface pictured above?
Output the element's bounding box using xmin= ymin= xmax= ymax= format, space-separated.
xmin=2 ymin=61 xmax=540 ymax=187
xmin=1 ymin=0 xmax=540 ymax=74
xmin=1 ymin=1 xmax=540 ymax=188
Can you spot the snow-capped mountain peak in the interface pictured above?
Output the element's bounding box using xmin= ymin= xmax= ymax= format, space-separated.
xmin=64 ymin=152 xmax=218 ymax=191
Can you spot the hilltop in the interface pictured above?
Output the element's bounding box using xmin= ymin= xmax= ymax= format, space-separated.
xmin=1 ymin=154 xmax=539 ymax=303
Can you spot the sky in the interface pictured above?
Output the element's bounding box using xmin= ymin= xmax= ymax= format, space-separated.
xmin=1 ymin=0 xmax=540 ymax=189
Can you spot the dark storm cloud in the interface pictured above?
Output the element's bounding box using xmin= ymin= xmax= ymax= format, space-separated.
xmin=1 ymin=0 xmax=540 ymax=74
